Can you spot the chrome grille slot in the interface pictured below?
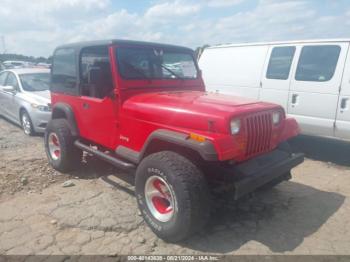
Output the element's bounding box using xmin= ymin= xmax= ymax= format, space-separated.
xmin=245 ymin=112 xmax=272 ymax=157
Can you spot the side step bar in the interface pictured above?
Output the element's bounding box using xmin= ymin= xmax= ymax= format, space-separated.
xmin=74 ymin=140 xmax=136 ymax=171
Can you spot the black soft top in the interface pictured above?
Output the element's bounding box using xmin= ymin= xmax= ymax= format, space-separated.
xmin=55 ymin=39 xmax=194 ymax=53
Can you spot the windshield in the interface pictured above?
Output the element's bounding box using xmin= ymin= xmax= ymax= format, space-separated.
xmin=116 ymin=47 xmax=198 ymax=80
xmin=20 ymin=73 xmax=50 ymax=92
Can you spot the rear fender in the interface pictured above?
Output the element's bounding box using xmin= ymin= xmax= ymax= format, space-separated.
xmin=51 ymin=103 xmax=79 ymax=136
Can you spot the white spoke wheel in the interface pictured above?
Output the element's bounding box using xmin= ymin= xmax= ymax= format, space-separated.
xmin=48 ymin=133 xmax=61 ymax=160
xmin=21 ymin=112 xmax=34 ymax=135
xmin=145 ymin=176 xmax=175 ymax=222
xmin=135 ymin=151 xmax=210 ymax=242
xmin=44 ymin=119 xmax=82 ymax=173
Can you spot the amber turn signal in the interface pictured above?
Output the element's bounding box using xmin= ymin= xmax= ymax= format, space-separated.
xmin=189 ymin=133 xmax=206 ymax=142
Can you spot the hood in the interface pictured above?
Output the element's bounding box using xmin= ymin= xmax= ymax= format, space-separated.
xmin=23 ymin=90 xmax=51 ymax=105
xmin=123 ymin=91 xmax=280 ymax=133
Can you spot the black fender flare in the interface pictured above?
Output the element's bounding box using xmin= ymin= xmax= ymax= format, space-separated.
xmin=115 ymin=129 xmax=218 ymax=164
xmin=51 ymin=103 xmax=79 ymax=136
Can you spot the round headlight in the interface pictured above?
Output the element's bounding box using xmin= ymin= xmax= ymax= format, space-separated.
xmin=230 ymin=119 xmax=241 ymax=135
xmin=272 ymin=111 xmax=281 ymax=125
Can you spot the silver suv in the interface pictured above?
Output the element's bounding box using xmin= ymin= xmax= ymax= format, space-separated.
xmin=0 ymin=68 xmax=51 ymax=135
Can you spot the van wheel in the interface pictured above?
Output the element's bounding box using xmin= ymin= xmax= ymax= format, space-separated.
xmin=21 ymin=111 xmax=35 ymax=136
xmin=135 ymin=151 xmax=210 ymax=242
xmin=45 ymin=119 xmax=82 ymax=173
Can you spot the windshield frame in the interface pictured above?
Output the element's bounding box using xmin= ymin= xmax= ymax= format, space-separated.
xmin=115 ymin=45 xmax=200 ymax=81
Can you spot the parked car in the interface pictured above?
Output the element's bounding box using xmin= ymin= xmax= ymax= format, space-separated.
xmin=199 ymin=39 xmax=350 ymax=141
xmin=44 ymin=39 xmax=303 ymax=242
xmin=35 ymin=62 xmax=51 ymax=69
xmin=2 ymin=60 xmax=30 ymax=69
xmin=0 ymin=68 xmax=51 ymax=135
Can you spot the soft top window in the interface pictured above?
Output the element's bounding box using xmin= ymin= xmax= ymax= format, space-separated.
xmin=51 ymin=48 xmax=77 ymax=92
xmin=80 ymin=46 xmax=113 ymax=98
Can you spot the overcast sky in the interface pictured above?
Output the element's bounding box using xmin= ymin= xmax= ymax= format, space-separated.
xmin=1 ymin=0 xmax=350 ymax=57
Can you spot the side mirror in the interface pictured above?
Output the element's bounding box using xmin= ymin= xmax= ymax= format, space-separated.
xmin=2 ymin=85 xmax=16 ymax=93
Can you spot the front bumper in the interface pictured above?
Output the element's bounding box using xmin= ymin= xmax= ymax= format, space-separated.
xmin=30 ymin=109 xmax=51 ymax=133
xmin=232 ymin=149 xmax=304 ymax=199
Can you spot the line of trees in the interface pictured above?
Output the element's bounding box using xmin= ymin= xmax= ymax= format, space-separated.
xmin=0 ymin=53 xmax=51 ymax=64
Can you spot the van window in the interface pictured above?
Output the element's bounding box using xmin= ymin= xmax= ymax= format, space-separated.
xmin=295 ymin=45 xmax=340 ymax=82
xmin=266 ymin=46 xmax=295 ymax=80
xmin=51 ymin=48 xmax=76 ymax=89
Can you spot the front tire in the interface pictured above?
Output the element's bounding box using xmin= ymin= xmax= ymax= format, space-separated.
xmin=45 ymin=119 xmax=82 ymax=173
xmin=135 ymin=151 xmax=210 ymax=242
xmin=21 ymin=111 xmax=35 ymax=136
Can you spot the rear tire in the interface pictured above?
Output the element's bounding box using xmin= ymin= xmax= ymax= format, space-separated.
xmin=135 ymin=151 xmax=210 ymax=242
xmin=45 ymin=119 xmax=82 ymax=173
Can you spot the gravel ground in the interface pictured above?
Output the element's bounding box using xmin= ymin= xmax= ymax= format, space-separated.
xmin=0 ymin=117 xmax=350 ymax=255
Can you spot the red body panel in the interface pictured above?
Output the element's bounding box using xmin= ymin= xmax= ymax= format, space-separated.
xmin=51 ymin=44 xmax=300 ymax=163
xmin=51 ymin=94 xmax=118 ymax=148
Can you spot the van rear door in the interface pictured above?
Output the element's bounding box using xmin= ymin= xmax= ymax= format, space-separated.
xmin=288 ymin=42 xmax=349 ymax=137
xmin=260 ymin=45 xmax=296 ymax=110
xmin=335 ymin=45 xmax=350 ymax=139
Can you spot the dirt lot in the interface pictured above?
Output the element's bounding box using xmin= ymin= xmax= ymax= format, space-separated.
xmin=0 ymin=116 xmax=350 ymax=255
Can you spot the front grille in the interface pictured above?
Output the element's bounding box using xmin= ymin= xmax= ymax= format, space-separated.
xmin=245 ymin=112 xmax=272 ymax=157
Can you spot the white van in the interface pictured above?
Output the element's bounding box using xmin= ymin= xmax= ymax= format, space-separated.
xmin=198 ymin=39 xmax=350 ymax=140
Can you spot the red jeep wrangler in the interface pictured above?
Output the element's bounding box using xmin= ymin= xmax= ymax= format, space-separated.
xmin=45 ymin=39 xmax=304 ymax=242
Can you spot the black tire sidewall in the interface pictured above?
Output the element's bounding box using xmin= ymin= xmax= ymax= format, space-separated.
xmin=136 ymin=166 xmax=181 ymax=236
xmin=21 ymin=111 xmax=34 ymax=136
xmin=135 ymin=152 xmax=205 ymax=242
xmin=44 ymin=119 xmax=80 ymax=172
xmin=45 ymin=121 xmax=65 ymax=169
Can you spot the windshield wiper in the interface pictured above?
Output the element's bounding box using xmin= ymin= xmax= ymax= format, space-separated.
xmin=160 ymin=64 xmax=184 ymax=80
